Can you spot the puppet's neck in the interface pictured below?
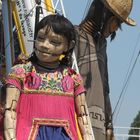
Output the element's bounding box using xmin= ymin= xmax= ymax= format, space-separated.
xmin=79 ymin=19 xmax=99 ymax=36
xmin=36 ymin=60 xmax=60 ymax=70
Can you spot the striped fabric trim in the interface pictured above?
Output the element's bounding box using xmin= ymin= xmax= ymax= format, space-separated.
xmin=28 ymin=118 xmax=73 ymax=140
xmin=22 ymin=89 xmax=74 ymax=97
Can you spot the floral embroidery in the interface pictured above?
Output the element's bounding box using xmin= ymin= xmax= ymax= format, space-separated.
xmin=11 ymin=67 xmax=25 ymax=77
xmin=72 ymin=74 xmax=83 ymax=87
xmin=39 ymin=72 xmax=63 ymax=92
xmin=68 ymin=68 xmax=76 ymax=75
xmin=7 ymin=62 xmax=83 ymax=95
xmin=9 ymin=62 xmax=32 ymax=78
xmin=62 ymin=75 xmax=74 ymax=92
xmin=24 ymin=72 xmax=42 ymax=89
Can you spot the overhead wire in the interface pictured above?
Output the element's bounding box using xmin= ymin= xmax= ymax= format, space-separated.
xmin=76 ymin=0 xmax=140 ymax=124
xmin=3 ymin=0 xmax=139 ymax=127
xmin=112 ymin=31 xmax=140 ymax=123
xmin=81 ymin=0 xmax=93 ymax=21
xmin=5 ymin=1 xmax=140 ymax=120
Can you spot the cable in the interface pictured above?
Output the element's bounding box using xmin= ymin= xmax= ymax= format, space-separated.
xmin=114 ymin=50 xmax=140 ymax=123
xmin=82 ymin=0 xmax=93 ymax=21
xmin=112 ymin=32 xmax=140 ymax=123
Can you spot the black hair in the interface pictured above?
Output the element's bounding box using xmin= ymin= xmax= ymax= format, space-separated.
xmin=35 ymin=14 xmax=75 ymax=44
xmin=81 ymin=0 xmax=122 ymax=41
xmin=30 ymin=14 xmax=76 ymax=67
xmin=102 ymin=8 xmax=122 ymax=41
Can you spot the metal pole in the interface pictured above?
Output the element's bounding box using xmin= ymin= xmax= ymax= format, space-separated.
xmin=34 ymin=0 xmax=43 ymax=47
xmin=139 ymin=128 xmax=140 ymax=140
xmin=2 ymin=0 xmax=12 ymax=74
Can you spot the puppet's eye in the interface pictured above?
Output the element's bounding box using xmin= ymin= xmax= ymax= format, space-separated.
xmin=50 ymin=40 xmax=61 ymax=46
xmin=37 ymin=35 xmax=45 ymax=41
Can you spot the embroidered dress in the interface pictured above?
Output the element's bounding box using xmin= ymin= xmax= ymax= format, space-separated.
xmin=6 ymin=62 xmax=85 ymax=140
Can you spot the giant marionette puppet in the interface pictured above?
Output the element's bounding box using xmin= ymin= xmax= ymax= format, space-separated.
xmin=3 ymin=14 xmax=95 ymax=140
xmin=74 ymin=0 xmax=136 ymax=140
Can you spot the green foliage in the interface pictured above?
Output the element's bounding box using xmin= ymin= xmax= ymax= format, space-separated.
xmin=128 ymin=111 xmax=140 ymax=140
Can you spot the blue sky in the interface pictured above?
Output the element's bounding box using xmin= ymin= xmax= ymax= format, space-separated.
xmin=63 ymin=0 xmax=140 ymax=128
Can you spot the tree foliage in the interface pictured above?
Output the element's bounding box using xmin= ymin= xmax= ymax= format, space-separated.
xmin=128 ymin=111 xmax=140 ymax=140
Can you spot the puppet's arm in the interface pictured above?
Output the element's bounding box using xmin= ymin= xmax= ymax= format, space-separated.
xmin=107 ymin=128 xmax=115 ymax=140
xmin=105 ymin=94 xmax=115 ymax=140
xmin=4 ymin=85 xmax=20 ymax=140
xmin=106 ymin=120 xmax=115 ymax=140
xmin=75 ymin=93 xmax=94 ymax=140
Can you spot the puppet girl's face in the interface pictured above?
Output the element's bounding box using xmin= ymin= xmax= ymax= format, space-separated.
xmin=35 ymin=26 xmax=68 ymax=63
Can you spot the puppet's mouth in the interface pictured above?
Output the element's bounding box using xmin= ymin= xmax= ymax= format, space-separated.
xmin=35 ymin=47 xmax=60 ymax=56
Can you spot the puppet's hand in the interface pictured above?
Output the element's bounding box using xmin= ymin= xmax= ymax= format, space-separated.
xmin=83 ymin=133 xmax=94 ymax=140
xmin=106 ymin=128 xmax=115 ymax=140
xmin=4 ymin=110 xmax=17 ymax=140
xmin=75 ymin=93 xmax=95 ymax=140
xmin=4 ymin=86 xmax=20 ymax=140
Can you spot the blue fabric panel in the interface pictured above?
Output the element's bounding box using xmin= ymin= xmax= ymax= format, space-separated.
xmin=36 ymin=125 xmax=71 ymax=140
